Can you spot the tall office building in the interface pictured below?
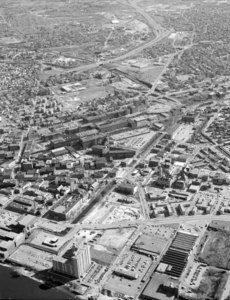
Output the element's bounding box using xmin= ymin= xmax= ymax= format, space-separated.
xmin=53 ymin=241 xmax=91 ymax=278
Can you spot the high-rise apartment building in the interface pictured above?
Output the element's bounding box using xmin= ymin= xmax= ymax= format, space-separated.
xmin=53 ymin=241 xmax=91 ymax=278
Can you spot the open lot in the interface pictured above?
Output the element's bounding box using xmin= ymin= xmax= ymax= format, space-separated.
xmin=103 ymin=205 xmax=141 ymax=223
xmin=83 ymin=202 xmax=141 ymax=224
xmin=181 ymin=266 xmax=229 ymax=300
xmin=82 ymin=203 xmax=115 ymax=224
xmin=139 ymin=65 xmax=165 ymax=83
xmin=198 ymin=229 xmax=230 ymax=270
xmin=9 ymin=244 xmax=54 ymax=271
xmin=97 ymin=228 xmax=135 ymax=251
xmin=172 ymin=124 xmax=195 ymax=143
xmin=91 ymin=244 xmax=117 ymax=266
xmin=106 ymin=192 xmax=140 ymax=208
xmin=89 ymin=228 xmax=136 ymax=266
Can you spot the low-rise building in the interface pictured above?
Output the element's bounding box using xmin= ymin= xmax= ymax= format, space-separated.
xmin=48 ymin=195 xmax=83 ymax=221
xmin=0 ymin=229 xmax=25 ymax=261
xmin=115 ymin=181 xmax=136 ymax=195
xmin=141 ymin=273 xmax=178 ymax=300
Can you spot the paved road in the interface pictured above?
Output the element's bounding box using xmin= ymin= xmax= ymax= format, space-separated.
xmin=126 ymin=0 xmax=165 ymax=36
xmin=147 ymin=53 xmax=177 ymax=95
xmin=100 ymin=229 xmax=141 ymax=287
xmin=75 ymin=214 xmax=230 ymax=231
xmin=48 ymin=0 xmax=172 ymax=76
xmin=57 ymin=30 xmax=172 ymax=75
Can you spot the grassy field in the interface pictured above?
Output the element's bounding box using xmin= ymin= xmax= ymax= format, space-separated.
xmin=139 ymin=66 xmax=164 ymax=83
xmin=198 ymin=230 xmax=230 ymax=270
xmin=191 ymin=267 xmax=228 ymax=300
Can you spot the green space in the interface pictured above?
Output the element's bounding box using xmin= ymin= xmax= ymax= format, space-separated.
xmin=191 ymin=267 xmax=228 ymax=300
xmin=198 ymin=229 xmax=230 ymax=270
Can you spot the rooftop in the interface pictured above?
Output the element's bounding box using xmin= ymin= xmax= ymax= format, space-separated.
xmin=141 ymin=273 xmax=178 ymax=300
xmin=52 ymin=195 xmax=82 ymax=215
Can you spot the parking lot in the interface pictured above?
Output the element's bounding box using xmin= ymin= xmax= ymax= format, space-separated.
xmin=184 ymin=262 xmax=206 ymax=288
xmin=104 ymin=250 xmax=152 ymax=297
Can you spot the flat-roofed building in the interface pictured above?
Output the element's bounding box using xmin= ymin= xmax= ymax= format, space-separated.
xmin=48 ymin=195 xmax=83 ymax=221
xmin=0 ymin=229 xmax=25 ymax=261
xmin=141 ymin=273 xmax=178 ymax=300
xmin=115 ymin=181 xmax=136 ymax=195
xmin=51 ymin=147 xmax=69 ymax=157
xmin=98 ymin=119 xmax=130 ymax=133
xmin=53 ymin=241 xmax=91 ymax=279
xmin=129 ymin=115 xmax=148 ymax=128
xmin=28 ymin=230 xmax=71 ymax=255
xmin=80 ymin=133 xmax=105 ymax=150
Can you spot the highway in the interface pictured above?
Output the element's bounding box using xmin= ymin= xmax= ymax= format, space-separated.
xmin=57 ymin=29 xmax=172 ymax=75
xmin=47 ymin=0 xmax=172 ymax=77
xmin=126 ymin=0 xmax=165 ymax=36
xmin=144 ymin=10 xmax=197 ymax=96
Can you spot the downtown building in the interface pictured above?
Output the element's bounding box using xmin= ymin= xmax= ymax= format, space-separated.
xmin=53 ymin=241 xmax=91 ymax=279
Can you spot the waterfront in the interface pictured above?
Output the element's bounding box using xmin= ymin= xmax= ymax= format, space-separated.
xmin=0 ymin=264 xmax=74 ymax=300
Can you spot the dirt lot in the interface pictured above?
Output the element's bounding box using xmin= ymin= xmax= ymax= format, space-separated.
xmin=98 ymin=228 xmax=135 ymax=251
xmin=172 ymin=124 xmax=195 ymax=143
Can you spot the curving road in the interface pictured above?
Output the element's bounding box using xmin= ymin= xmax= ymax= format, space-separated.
xmin=50 ymin=0 xmax=172 ymax=76
xmin=126 ymin=0 xmax=165 ymax=36
xmin=56 ymin=30 xmax=172 ymax=75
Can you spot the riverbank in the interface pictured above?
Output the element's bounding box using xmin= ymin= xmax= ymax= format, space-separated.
xmin=0 ymin=262 xmax=75 ymax=299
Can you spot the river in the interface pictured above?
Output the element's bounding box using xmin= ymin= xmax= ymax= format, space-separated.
xmin=0 ymin=264 xmax=74 ymax=300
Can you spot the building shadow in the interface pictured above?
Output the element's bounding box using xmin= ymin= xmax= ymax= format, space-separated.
xmin=35 ymin=268 xmax=74 ymax=289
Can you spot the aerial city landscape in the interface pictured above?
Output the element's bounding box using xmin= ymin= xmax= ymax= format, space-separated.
xmin=1 ymin=0 xmax=230 ymax=299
